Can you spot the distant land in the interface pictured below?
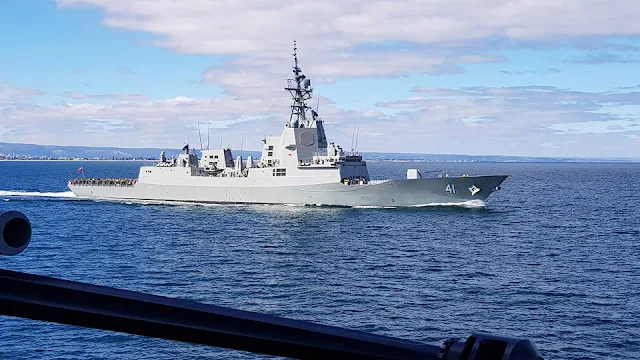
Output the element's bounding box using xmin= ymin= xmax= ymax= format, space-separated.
xmin=0 ymin=141 xmax=638 ymax=162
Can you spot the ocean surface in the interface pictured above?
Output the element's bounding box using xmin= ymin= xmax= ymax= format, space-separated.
xmin=1 ymin=160 xmax=639 ymax=359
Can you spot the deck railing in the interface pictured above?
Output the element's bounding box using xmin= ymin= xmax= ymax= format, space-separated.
xmin=68 ymin=178 xmax=137 ymax=186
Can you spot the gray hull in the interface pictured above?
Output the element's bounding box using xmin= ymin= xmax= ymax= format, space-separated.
xmin=68 ymin=175 xmax=507 ymax=207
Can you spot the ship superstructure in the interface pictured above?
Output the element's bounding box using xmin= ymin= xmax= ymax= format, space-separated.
xmin=68 ymin=43 xmax=507 ymax=207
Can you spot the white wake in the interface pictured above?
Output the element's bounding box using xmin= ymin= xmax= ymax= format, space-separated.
xmin=409 ymin=199 xmax=485 ymax=208
xmin=0 ymin=190 xmax=77 ymax=198
xmin=0 ymin=190 xmax=485 ymax=209
xmin=353 ymin=200 xmax=485 ymax=209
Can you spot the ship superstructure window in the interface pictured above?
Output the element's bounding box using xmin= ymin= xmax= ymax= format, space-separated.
xmin=268 ymin=145 xmax=274 ymax=150
xmin=268 ymin=151 xmax=273 ymax=156
xmin=273 ymin=168 xmax=286 ymax=176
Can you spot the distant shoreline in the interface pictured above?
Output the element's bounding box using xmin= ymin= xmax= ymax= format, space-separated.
xmin=0 ymin=159 xmax=154 ymax=162
xmin=1 ymin=159 xmax=638 ymax=164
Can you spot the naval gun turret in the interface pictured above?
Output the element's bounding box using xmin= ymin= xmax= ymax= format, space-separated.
xmin=1 ymin=211 xmax=543 ymax=359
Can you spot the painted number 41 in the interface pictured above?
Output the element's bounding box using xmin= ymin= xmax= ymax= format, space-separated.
xmin=446 ymin=184 xmax=456 ymax=194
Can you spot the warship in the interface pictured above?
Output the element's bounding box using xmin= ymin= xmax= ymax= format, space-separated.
xmin=68 ymin=43 xmax=508 ymax=207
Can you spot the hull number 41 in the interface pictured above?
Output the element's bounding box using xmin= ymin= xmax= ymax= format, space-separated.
xmin=445 ymin=184 xmax=456 ymax=194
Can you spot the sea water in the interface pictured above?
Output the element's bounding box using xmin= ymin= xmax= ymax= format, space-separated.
xmin=1 ymin=161 xmax=639 ymax=359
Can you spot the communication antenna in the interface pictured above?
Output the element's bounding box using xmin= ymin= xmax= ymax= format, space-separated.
xmin=285 ymin=40 xmax=313 ymax=128
xmin=354 ymin=128 xmax=360 ymax=153
xmin=240 ymin=138 xmax=244 ymax=158
xmin=207 ymin=121 xmax=210 ymax=150
xmin=198 ymin=124 xmax=203 ymax=151
xmin=350 ymin=127 xmax=356 ymax=152
xmin=316 ymin=97 xmax=320 ymax=112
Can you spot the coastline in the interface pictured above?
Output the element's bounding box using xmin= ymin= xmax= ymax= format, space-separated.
xmin=1 ymin=158 xmax=638 ymax=163
xmin=0 ymin=159 xmax=154 ymax=162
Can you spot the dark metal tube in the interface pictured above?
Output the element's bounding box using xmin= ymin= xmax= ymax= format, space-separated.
xmin=0 ymin=269 xmax=440 ymax=359
xmin=0 ymin=211 xmax=32 ymax=256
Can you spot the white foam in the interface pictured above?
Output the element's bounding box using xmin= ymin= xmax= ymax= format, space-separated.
xmin=89 ymin=198 xmax=484 ymax=209
xmin=353 ymin=205 xmax=397 ymax=209
xmin=368 ymin=180 xmax=390 ymax=185
xmin=0 ymin=190 xmax=76 ymax=198
xmin=350 ymin=200 xmax=485 ymax=209
xmin=83 ymin=197 xmax=237 ymax=208
xmin=408 ymin=199 xmax=485 ymax=208
xmin=0 ymin=190 xmax=484 ymax=210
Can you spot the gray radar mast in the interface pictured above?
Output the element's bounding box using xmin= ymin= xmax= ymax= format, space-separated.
xmin=286 ymin=40 xmax=313 ymax=128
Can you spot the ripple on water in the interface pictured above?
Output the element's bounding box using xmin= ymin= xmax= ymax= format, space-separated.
xmin=1 ymin=161 xmax=640 ymax=359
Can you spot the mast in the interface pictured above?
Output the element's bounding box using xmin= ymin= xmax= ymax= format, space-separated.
xmin=285 ymin=40 xmax=313 ymax=128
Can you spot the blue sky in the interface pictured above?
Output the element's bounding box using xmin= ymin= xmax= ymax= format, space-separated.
xmin=1 ymin=0 xmax=639 ymax=157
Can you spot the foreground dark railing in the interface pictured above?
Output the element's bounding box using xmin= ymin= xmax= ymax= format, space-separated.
xmin=0 ymin=210 xmax=543 ymax=359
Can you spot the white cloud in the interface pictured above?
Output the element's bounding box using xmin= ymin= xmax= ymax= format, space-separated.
xmin=0 ymin=83 xmax=45 ymax=104
xmin=0 ymin=94 xmax=287 ymax=148
xmin=361 ymin=85 xmax=640 ymax=156
xmin=64 ymin=92 xmax=148 ymax=101
xmin=2 ymin=1 xmax=637 ymax=157
xmin=2 ymin=84 xmax=640 ymax=157
xmin=57 ymin=0 xmax=640 ymax=56
xmin=56 ymin=0 xmax=640 ymax=89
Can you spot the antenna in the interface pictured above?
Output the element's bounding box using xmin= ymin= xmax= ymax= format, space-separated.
xmin=220 ymin=138 xmax=223 ymax=149
xmin=207 ymin=121 xmax=210 ymax=150
xmin=240 ymin=138 xmax=244 ymax=158
xmin=285 ymin=40 xmax=313 ymax=128
xmin=350 ymin=127 xmax=356 ymax=152
xmin=354 ymin=128 xmax=360 ymax=153
xmin=316 ymin=97 xmax=320 ymax=112
xmin=198 ymin=124 xmax=203 ymax=151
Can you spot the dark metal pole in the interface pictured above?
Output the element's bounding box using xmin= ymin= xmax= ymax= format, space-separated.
xmin=0 ymin=269 xmax=439 ymax=359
